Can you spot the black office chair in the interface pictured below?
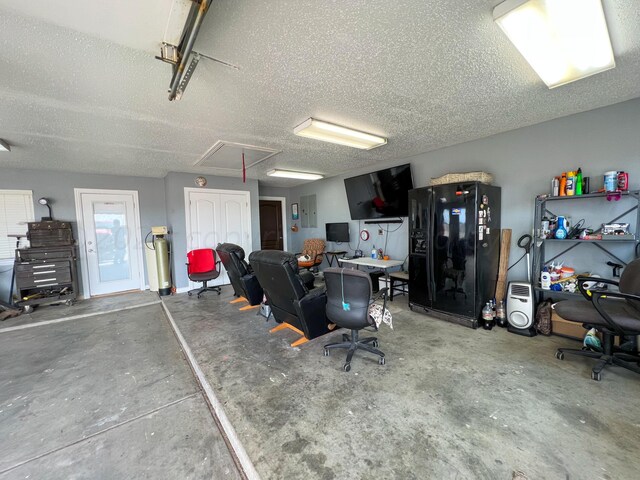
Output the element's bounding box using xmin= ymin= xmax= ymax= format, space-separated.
xmin=186 ymin=249 xmax=221 ymax=298
xmin=554 ymin=258 xmax=640 ymax=381
xmin=322 ymin=267 xmax=387 ymax=372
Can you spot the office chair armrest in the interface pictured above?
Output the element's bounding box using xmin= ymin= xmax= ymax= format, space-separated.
xmin=577 ymin=276 xmax=619 ymax=301
xmin=591 ymin=290 xmax=640 ymax=303
xmin=588 ymin=291 xmax=636 ymax=336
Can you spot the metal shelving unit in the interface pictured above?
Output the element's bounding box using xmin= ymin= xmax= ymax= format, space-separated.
xmin=532 ymin=190 xmax=640 ymax=302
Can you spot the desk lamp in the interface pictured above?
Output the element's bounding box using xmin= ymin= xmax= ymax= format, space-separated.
xmin=38 ymin=198 xmax=53 ymax=221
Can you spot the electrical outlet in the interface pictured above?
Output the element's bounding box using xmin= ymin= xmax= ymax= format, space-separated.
xmin=378 ymin=228 xmax=384 ymax=235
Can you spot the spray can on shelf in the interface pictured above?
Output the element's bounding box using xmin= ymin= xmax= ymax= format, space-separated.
xmin=551 ymin=177 xmax=560 ymax=196
xmin=575 ymin=168 xmax=583 ymax=195
xmin=559 ymin=173 xmax=567 ymax=196
xmin=618 ymin=171 xmax=629 ymax=191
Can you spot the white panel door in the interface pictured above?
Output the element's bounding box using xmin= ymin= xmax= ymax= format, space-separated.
xmin=79 ymin=192 xmax=143 ymax=296
xmin=189 ymin=192 xmax=221 ymax=249
xmin=186 ymin=189 xmax=251 ymax=288
xmin=220 ymin=193 xmax=250 ymax=249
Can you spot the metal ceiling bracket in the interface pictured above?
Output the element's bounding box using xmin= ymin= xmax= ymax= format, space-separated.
xmin=175 ymin=53 xmax=201 ymax=100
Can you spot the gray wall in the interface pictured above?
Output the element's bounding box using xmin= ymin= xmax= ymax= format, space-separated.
xmin=3 ymin=98 xmax=639 ymax=300
xmin=0 ymin=168 xmax=167 ymax=300
xmin=164 ymin=172 xmax=260 ymax=289
xmin=289 ymin=98 xmax=640 ymax=281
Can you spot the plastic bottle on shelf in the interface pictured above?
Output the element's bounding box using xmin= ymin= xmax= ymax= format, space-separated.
xmin=552 ymin=177 xmax=560 ymax=196
xmin=371 ymin=245 xmax=377 ymax=259
xmin=559 ymin=173 xmax=567 ymax=196
xmin=555 ymin=216 xmax=568 ymax=239
xmin=575 ymin=168 xmax=583 ymax=195
xmin=566 ymin=171 xmax=575 ymax=196
xmin=541 ymin=267 xmax=551 ymax=290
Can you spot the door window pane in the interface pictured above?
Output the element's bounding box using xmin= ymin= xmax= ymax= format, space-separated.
xmin=93 ymin=202 xmax=131 ymax=282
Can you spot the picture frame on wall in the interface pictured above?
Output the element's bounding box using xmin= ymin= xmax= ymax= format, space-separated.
xmin=291 ymin=203 xmax=299 ymax=220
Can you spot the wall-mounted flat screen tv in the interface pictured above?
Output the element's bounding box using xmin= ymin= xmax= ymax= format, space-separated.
xmin=344 ymin=164 xmax=414 ymax=220
xmin=326 ymin=222 xmax=350 ymax=242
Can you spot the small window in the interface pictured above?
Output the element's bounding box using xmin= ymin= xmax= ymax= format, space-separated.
xmin=0 ymin=190 xmax=34 ymax=260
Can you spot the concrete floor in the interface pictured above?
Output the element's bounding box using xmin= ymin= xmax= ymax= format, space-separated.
xmin=3 ymin=287 xmax=640 ymax=479
xmin=0 ymin=301 xmax=242 ymax=479
xmin=163 ymin=289 xmax=640 ymax=480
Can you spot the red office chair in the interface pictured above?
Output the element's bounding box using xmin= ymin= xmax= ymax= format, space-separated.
xmin=186 ymin=249 xmax=221 ymax=298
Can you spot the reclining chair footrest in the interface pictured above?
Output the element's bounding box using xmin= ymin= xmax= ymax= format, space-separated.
xmin=270 ymin=322 xmax=308 ymax=347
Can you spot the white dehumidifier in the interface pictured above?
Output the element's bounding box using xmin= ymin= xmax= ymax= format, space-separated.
xmin=506 ymin=282 xmax=536 ymax=337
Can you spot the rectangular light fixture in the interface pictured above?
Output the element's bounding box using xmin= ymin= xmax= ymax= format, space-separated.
xmin=267 ymin=169 xmax=324 ymax=181
xmin=0 ymin=139 xmax=10 ymax=152
xmin=293 ymin=118 xmax=387 ymax=150
xmin=493 ymin=0 xmax=615 ymax=88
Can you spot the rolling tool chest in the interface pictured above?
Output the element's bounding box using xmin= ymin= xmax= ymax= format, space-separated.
xmin=15 ymin=221 xmax=78 ymax=310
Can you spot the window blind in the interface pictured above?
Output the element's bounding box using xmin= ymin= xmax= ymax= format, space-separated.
xmin=0 ymin=190 xmax=34 ymax=260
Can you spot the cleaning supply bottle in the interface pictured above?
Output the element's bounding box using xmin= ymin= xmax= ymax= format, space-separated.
xmin=371 ymin=245 xmax=377 ymax=259
xmin=552 ymin=177 xmax=560 ymax=196
xmin=575 ymin=168 xmax=583 ymax=195
xmin=555 ymin=216 xmax=568 ymax=239
xmin=559 ymin=172 xmax=567 ymax=196
xmin=566 ymin=171 xmax=575 ymax=196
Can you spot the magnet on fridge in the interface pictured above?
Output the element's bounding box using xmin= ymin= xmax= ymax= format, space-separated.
xmin=486 ymin=227 xmax=490 ymax=235
xmin=482 ymin=195 xmax=489 ymax=205
xmin=478 ymin=225 xmax=484 ymax=240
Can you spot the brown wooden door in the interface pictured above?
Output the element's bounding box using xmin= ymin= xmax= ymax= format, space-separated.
xmin=259 ymin=200 xmax=284 ymax=250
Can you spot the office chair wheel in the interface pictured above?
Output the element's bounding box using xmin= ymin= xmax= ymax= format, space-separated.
xmin=188 ymin=292 xmax=193 ymax=296
xmin=555 ymin=351 xmax=564 ymax=360
xmin=323 ymin=348 xmax=330 ymax=357
xmin=379 ymin=357 xmax=385 ymax=365
xmin=372 ymin=340 xmax=379 ymax=348
xmin=591 ymin=371 xmax=601 ymax=381
xmin=343 ymin=363 xmax=351 ymax=372
xmin=197 ymin=294 xmax=202 ymax=299
xmin=217 ymin=290 xmax=221 ymax=295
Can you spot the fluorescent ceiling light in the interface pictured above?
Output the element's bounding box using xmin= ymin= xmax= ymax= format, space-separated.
xmin=0 ymin=139 xmax=10 ymax=152
xmin=293 ymin=118 xmax=387 ymax=150
xmin=493 ymin=0 xmax=615 ymax=88
xmin=267 ymin=169 xmax=324 ymax=181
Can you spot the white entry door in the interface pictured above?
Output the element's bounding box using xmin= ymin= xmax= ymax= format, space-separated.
xmin=185 ymin=188 xmax=252 ymax=287
xmin=76 ymin=190 xmax=144 ymax=296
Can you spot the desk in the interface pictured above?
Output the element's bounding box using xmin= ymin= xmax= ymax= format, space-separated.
xmin=325 ymin=251 xmax=347 ymax=267
xmin=337 ymin=257 xmax=404 ymax=291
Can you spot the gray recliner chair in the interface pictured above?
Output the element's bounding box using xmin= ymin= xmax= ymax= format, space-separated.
xmin=553 ymin=258 xmax=640 ymax=381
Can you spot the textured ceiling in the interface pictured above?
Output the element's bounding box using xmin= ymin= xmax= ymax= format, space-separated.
xmin=1 ymin=0 xmax=639 ymax=187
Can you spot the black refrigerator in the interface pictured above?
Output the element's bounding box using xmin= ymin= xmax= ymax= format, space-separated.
xmin=408 ymin=182 xmax=501 ymax=328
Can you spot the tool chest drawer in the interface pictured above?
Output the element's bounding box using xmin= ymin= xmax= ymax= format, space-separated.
xmin=16 ymin=266 xmax=72 ymax=287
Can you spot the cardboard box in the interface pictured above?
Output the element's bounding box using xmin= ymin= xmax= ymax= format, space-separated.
xmin=551 ymin=311 xmax=620 ymax=345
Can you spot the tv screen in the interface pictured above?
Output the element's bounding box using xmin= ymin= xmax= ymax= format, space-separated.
xmin=326 ymin=222 xmax=350 ymax=242
xmin=344 ymin=164 xmax=414 ymax=220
